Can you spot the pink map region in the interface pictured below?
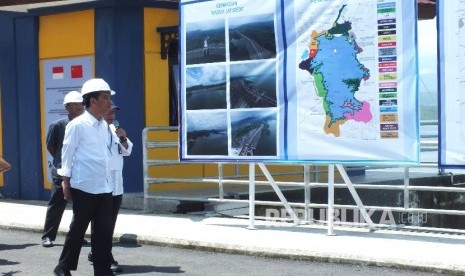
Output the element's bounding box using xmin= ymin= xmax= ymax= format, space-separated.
xmin=344 ymin=101 xmax=372 ymax=122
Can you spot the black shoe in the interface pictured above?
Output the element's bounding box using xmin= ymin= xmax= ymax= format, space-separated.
xmin=53 ymin=265 xmax=72 ymax=276
xmin=88 ymin=252 xmax=93 ymax=262
xmin=110 ymin=261 xmax=122 ymax=273
xmin=42 ymin=237 xmax=54 ymax=248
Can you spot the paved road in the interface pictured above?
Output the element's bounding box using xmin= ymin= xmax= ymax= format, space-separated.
xmin=0 ymin=228 xmax=443 ymax=276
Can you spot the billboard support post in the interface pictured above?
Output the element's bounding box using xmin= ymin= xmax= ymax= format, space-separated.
xmin=258 ymin=163 xmax=299 ymax=225
xmin=335 ymin=164 xmax=376 ymax=232
xmin=328 ymin=165 xmax=335 ymax=235
xmin=247 ymin=163 xmax=256 ymax=230
xmin=246 ymin=163 xmax=375 ymax=233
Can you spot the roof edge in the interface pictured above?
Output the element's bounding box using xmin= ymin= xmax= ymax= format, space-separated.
xmin=0 ymin=0 xmax=178 ymax=15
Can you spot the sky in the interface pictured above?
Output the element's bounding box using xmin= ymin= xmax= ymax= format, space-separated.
xmin=186 ymin=65 xmax=226 ymax=87
xmin=188 ymin=19 xmax=224 ymax=32
xmin=418 ymin=19 xmax=437 ymax=76
xmin=417 ymin=18 xmax=438 ymax=106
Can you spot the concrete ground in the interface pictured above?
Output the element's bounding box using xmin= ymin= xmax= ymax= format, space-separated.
xmin=1 ymin=197 xmax=465 ymax=275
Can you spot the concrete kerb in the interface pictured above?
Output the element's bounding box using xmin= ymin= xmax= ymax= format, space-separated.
xmin=111 ymin=232 xmax=461 ymax=276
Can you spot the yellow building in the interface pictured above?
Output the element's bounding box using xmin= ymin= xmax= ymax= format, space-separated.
xmin=0 ymin=0 xmax=180 ymax=199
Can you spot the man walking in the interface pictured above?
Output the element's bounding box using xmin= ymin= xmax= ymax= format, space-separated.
xmin=42 ymin=91 xmax=84 ymax=248
xmin=88 ymin=101 xmax=133 ymax=273
xmin=53 ymin=78 xmax=115 ymax=276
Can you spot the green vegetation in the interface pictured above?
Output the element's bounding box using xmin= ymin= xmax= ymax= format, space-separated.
xmin=233 ymin=121 xmax=261 ymax=138
xmin=313 ymin=72 xmax=330 ymax=113
xmin=328 ymin=4 xmax=351 ymax=35
xmin=231 ymin=20 xmax=276 ymax=53
xmin=232 ymin=120 xmax=270 ymax=147
xmin=343 ymin=78 xmax=362 ymax=93
xmin=328 ymin=21 xmax=352 ymax=36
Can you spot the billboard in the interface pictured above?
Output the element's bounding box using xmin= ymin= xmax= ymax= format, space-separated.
xmin=438 ymin=0 xmax=465 ymax=168
xmin=179 ymin=0 xmax=419 ymax=164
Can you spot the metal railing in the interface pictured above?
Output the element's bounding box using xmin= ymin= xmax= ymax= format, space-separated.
xmin=142 ymin=122 xmax=465 ymax=232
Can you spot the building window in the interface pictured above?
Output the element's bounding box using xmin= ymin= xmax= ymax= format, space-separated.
xmin=168 ymin=41 xmax=179 ymax=126
xmin=156 ymin=26 xmax=179 ymax=127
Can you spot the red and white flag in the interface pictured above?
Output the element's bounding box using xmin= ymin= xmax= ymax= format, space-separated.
xmin=52 ymin=66 xmax=64 ymax=79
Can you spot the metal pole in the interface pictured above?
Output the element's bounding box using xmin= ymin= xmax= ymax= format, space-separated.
xmin=404 ymin=166 xmax=410 ymax=209
xmin=328 ymin=164 xmax=335 ymax=235
xmin=314 ymin=165 xmax=319 ymax=182
xmin=336 ymin=164 xmax=376 ymax=231
xmin=258 ymin=163 xmax=299 ymax=225
xmin=304 ymin=164 xmax=311 ymax=222
xmin=142 ymin=128 xmax=149 ymax=212
xmin=218 ymin=163 xmax=224 ymax=200
xmin=247 ymin=163 xmax=256 ymax=230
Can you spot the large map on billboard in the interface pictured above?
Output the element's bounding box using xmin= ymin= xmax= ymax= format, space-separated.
xmin=179 ymin=0 xmax=419 ymax=164
xmin=438 ymin=0 xmax=465 ymax=168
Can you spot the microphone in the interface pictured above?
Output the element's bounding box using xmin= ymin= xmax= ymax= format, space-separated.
xmin=113 ymin=119 xmax=120 ymax=130
xmin=113 ymin=119 xmax=123 ymax=153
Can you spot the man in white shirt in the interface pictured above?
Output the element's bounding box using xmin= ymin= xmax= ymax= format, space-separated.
xmin=88 ymin=101 xmax=133 ymax=273
xmin=54 ymin=78 xmax=116 ymax=276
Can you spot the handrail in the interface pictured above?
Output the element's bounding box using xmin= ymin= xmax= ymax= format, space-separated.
xmin=142 ymin=121 xmax=465 ymax=232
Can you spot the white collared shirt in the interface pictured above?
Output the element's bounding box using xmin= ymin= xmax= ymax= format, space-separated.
xmin=58 ymin=110 xmax=112 ymax=194
xmin=107 ymin=124 xmax=133 ymax=195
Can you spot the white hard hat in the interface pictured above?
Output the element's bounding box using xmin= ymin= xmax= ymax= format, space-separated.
xmin=81 ymin=78 xmax=116 ymax=96
xmin=63 ymin=91 xmax=83 ymax=105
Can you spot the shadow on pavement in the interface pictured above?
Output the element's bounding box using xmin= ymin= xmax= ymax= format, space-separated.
xmin=0 ymin=259 xmax=19 ymax=266
xmin=119 ymin=265 xmax=184 ymax=274
xmin=0 ymin=243 xmax=36 ymax=251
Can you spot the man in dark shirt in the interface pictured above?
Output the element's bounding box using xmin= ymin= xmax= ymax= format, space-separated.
xmin=42 ymin=91 xmax=84 ymax=247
